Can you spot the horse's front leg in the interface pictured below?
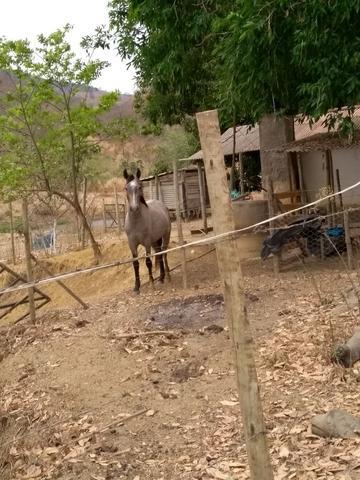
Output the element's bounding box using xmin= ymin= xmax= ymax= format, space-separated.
xmin=145 ymin=246 xmax=154 ymax=286
xmin=153 ymin=239 xmax=165 ymax=283
xmin=132 ymin=249 xmax=140 ymax=293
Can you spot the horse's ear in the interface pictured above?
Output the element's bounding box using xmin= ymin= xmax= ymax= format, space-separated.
xmin=136 ymin=168 xmax=141 ymax=179
xmin=123 ymin=169 xmax=129 ymax=181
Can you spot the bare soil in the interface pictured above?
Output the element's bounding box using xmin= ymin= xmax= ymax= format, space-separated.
xmin=1 ymin=240 xmax=360 ymax=479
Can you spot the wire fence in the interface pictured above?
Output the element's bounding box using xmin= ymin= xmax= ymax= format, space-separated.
xmin=0 ymin=181 xmax=360 ymax=295
xmin=0 ymin=192 xmax=126 ymax=264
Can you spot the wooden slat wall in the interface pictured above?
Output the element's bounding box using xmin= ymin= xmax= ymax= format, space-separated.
xmin=141 ymin=169 xmax=210 ymax=216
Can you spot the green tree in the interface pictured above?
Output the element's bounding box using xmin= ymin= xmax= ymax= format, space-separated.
xmin=108 ymin=0 xmax=231 ymax=125
xmin=108 ymin=1 xmax=360 ymax=134
xmin=0 ymin=25 xmax=119 ymax=259
xmin=150 ymin=126 xmax=198 ymax=175
xmin=216 ymin=0 xmax=360 ymax=130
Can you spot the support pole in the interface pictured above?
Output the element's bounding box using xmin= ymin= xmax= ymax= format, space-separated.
xmin=22 ymin=197 xmax=36 ymax=324
xmin=196 ymin=110 xmax=273 ymax=480
xmin=197 ymin=161 xmax=208 ymax=233
xmin=344 ymin=209 xmax=353 ymax=270
xmin=239 ymin=152 xmax=245 ymax=194
xmin=114 ymin=182 xmax=122 ymax=236
xmin=9 ymin=201 xmax=16 ymax=264
xmin=267 ymin=179 xmax=280 ymax=276
xmin=336 ymin=169 xmax=344 ymax=211
xmin=296 ymin=152 xmax=306 ymax=205
xmin=173 ymin=159 xmax=187 ymax=289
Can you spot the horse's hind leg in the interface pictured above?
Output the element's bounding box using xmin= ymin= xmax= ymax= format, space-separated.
xmin=145 ymin=246 xmax=154 ymax=287
xmin=153 ymin=239 xmax=165 ymax=283
xmin=162 ymin=230 xmax=171 ymax=282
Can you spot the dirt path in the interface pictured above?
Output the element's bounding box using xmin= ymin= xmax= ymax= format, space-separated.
xmin=1 ymin=252 xmax=360 ymax=479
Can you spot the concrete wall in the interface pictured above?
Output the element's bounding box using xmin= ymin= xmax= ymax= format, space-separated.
xmin=301 ymin=148 xmax=360 ymax=206
xmin=259 ymin=114 xmax=294 ymax=193
xmin=332 ymin=149 xmax=360 ymax=205
xmin=231 ymin=199 xmax=268 ymax=259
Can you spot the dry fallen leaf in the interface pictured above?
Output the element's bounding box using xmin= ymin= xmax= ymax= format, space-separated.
xmin=220 ymin=400 xmax=239 ymax=407
xmin=279 ymin=445 xmax=290 ymax=458
xmin=23 ymin=465 xmax=42 ymax=479
xmin=206 ymin=467 xmax=229 ymax=479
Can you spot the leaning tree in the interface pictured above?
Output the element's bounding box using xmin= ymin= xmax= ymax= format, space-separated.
xmin=0 ymin=25 xmax=120 ymax=260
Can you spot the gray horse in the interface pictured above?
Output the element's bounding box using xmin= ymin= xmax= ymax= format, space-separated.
xmin=123 ymin=169 xmax=171 ymax=292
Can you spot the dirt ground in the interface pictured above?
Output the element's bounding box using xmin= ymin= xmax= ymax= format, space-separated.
xmin=1 ymin=236 xmax=360 ymax=479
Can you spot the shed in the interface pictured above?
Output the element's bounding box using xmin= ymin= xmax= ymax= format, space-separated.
xmin=141 ymin=167 xmax=210 ymax=220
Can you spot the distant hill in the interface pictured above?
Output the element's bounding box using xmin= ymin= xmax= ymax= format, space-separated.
xmin=0 ymin=71 xmax=137 ymax=121
xmin=74 ymin=85 xmax=137 ymax=121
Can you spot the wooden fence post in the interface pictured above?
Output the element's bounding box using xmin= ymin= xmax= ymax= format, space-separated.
xmin=114 ymin=182 xmax=122 ymax=236
xmin=173 ymin=160 xmax=187 ymax=289
xmin=344 ymin=209 xmax=353 ymax=270
xmin=102 ymin=199 xmax=106 ymax=233
xmin=9 ymin=200 xmax=16 ymax=264
xmin=197 ymin=161 xmax=208 ymax=232
xmin=196 ymin=110 xmax=273 ymax=480
xmin=22 ymin=197 xmax=36 ymax=324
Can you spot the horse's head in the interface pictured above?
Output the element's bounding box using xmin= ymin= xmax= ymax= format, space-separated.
xmin=123 ymin=168 xmax=147 ymax=212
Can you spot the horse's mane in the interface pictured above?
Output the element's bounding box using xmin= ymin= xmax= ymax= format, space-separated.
xmin=127 ymin=174 xmax=135 ymax=182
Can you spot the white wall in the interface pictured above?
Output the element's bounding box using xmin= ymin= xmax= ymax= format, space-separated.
xmin=332 ymin=149 xmax=360 ymax=205
xmin=301 ymin=150 xmax=326 ymax=202
xmin=301 ymin=148 xmax=360 ymax=206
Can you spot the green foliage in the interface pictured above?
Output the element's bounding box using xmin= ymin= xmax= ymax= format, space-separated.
xmin=149 ymin=127 xmax=197 ymax=176
xmin=108 ymin=0 xmax=360 ymax=133
xmin=109 ymin=0 xmax=232 ymax=125
xmin=216 ymin=0 xmax=360 ymax=129
xmin=0 ymin=25 xmax=118 ymax=201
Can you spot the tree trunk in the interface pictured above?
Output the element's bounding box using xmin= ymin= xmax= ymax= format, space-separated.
xmin=53 ymin=189 xmax=101 ymax=261
xmin=76 ymin=200 xmax=101 ymax=261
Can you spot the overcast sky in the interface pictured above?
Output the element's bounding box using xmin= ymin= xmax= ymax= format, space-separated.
xmin=0 ymin=0 xmax=136 ymax=93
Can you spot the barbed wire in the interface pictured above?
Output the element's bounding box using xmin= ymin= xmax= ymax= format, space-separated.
xmin=1 ymin=179 xmax=360 ymax=296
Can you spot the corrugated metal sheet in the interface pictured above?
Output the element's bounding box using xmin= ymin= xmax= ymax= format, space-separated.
xmin=190 ymin=125 xmax=259 ymax=160
xmin=272 ymin=131 xmax=360 ymax=152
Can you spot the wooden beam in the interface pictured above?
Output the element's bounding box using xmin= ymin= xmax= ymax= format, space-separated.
xmin=30 ymin=254 xmax=88 ymax=310
xmin=196 ymin=110 xmax=273 ymax=480
xmin=336 ymin=168 xmax=344 ymax=211
xmin=296 ymin=152 xmax=307 ymax=205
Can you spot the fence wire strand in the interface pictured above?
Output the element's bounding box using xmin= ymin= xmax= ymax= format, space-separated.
xmin=1 ymin=178 xmax=360 ymax=296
